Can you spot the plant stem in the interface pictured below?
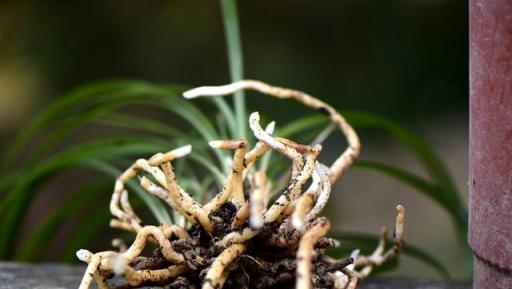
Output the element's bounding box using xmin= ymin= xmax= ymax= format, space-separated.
xmin=220 ymin=0 xmax=246 ymax=140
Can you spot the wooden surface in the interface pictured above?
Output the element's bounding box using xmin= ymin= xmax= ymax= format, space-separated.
xmin=0 ymin=262 xmax=471 ymax=289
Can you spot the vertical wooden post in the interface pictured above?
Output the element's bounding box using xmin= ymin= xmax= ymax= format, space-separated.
xmin=469 ymin=0 xmax=512 ymax=288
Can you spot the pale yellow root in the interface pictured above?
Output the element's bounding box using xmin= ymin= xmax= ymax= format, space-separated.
xmin=78 ymin=253 xmax=100 ymax=289
xmin=110 ymin=219 xmax=135 ymax=232
xmin=217 ymin=227 xmax=259 ymax=248
xmin=204 ymin=139 xmax=248 ymax=211
xmin=160 ymin=223 xmax=190 ymax=240
xmin=291 ymin=167 xmax=322 ymax=229
xmin=358 ymin=227 xmax=387 ymax=277
xmin=231 ymin=201 xmax=250 ymax=229
xmin=333 ymin=250 xmax=360 ymax=289
xmin=249 ymin=112 xmax=305 ymax=179
xmin=160 ymin=161 xmax=214 ymax=233
xmin=93 ymin=273 xmax=110 ymax=289
xmin=354 ymin=205 xmax=405 ymax=279
xmin=139 ymin=176 xmax=180 ymax=213
xmin=110 ymin=145 xmax=192 ymax=232
xmin=183 ymin=80 xmax=361 ymax=183
xmin=202 ymin=244 xmax=247 ymax=289
xmin=340 ymin=268 xmax=359 ymax=289
xmin=120 ymin=190 xmax=137 ymax=222
xmin=111 ymin=238 xmax=128 ymax=252
xmin=264 ymin=149 xmax=319 ymax=224
xmin=249 ymin=171 xmax=268 ymax=229
xmin=111 ymin=159 xmax=165 ymax=229
xmin=121 ymin=225 xmax=184 ymax=264
xmin=242 ymin=121 xmax=274 ymax=179
xmin=301 ymin=163 xmax=332 ymax=225
xmin=217 ymin=150 xmax=318 ymax=247
xmin=296 ymin=218 xmax=331 ymax=289
xmin=123 ymin=264 xmax=189 ymax=286
xmin=76 ymin=250 xmax=117 ymax=289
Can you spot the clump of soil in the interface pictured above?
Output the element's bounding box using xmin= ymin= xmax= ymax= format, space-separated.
xmin=110 ymin=202 xmax=349 ymax=289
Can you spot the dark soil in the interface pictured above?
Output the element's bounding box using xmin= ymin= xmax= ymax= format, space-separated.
xmin=111 ymin=202 xmax=350 ymax=289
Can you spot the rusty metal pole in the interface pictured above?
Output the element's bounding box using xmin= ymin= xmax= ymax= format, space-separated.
xmin=469 ymin=0 xmax=512 ymax=288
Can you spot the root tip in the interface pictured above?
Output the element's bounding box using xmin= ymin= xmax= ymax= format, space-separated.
xmin=110 ymin=255 xmax=128 ymax=275
xmin=265 ymin=121 xmax=276 ymax=134
xmin=292 ymin=217 xmax=304 ymax=229
xmin=76 ymin=249 xmax=93 ymax=262
xmin=183 ymin=89 xmax=200 ymax=99
xmin=208 ymin=140 xmax=223 ymax=148
xmin=249 ymin=216 xmax=264 ymax=229
xmin=173 ymin=144 xmax=192 ymax=157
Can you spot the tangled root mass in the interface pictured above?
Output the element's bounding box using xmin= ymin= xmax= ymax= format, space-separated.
xmin=77 ymin=80 xmax=406 ymax=289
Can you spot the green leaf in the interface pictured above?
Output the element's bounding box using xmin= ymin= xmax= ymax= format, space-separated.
xmin=16 ymin=180 xmax=112 ymax=261
xmin=353 ymin=160 xmax=466 ymax=228
xmin=211 ymin=98 xmax=238 ymax=139
xmin=328 ymin=231 xmax=450 ymax=279
xmin=61 ymin=209 xmax=113 ymax=262
xmin=221 ymin=0 xmax=246 ymax=140
xmin=94 ymin=112 xmax=183 ymax=138
xmin=2 ymin=80 xmax=172 ymax=171
xmin=0 ymin=137 xmax=171 ymax=258
xmin=274 ymin=111 xmax=467 ymax=231
xmin=276 ymin=115 xmax=327 ymax=138
xmin=343 ymin=111 xmax=464 ymax=215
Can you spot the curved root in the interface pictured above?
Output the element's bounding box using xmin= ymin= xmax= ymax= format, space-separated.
xmin=77 ymin=80 xmax=404 ymax=289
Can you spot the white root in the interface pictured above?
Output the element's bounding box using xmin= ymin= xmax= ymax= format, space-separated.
xmin=249 ymin=112 xmax=304 ymax=179
xmin=76 ymin=81 xmax=406 ymax=289
xmin=121 ymin=225 xmax=184 ymax=264
xmin=216 ymin=149 xmax=319 ymax=248
xmin=110 ymin=145 xmax=192 ymax=231
xmin=183 ymin=80 xmax=361 ymax=183
xmin=301 ymin=163 xmax=332 ymax=225
xmin=249 ymin=170 xmax=268 ymax=229
xmin=202 ymin=244 xmax=247 ymax=289
xmin=291 ymin=166 xmax=323 ymax=229
xmin=231 ymin=201 xmax=250 ymax=229
xmin=204 ymin=139 xmax=248 ymax=211
xmin=353 ymin=205 xmax=405 ymax=279
xmin=139 ymin=176 xmax=178 ymax=210
xmin=263 ymin=148 xmax=319 ymax=224
xmin=123 ymin=264 xmax=189 ymax=286
xmin=160 ymin=161 xmax=214 ymax=233
xmin=242 ymin=121 xmax=275 ymax=178
xmin=296 ymin=218 xmax=331 ymax=289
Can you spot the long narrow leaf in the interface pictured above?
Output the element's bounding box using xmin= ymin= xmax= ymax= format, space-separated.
xmin=343 ymin=111 xmax=464 ymax=213
xmin=220 ymin=0 xmax=246 ymax=139
xmin=353 ymin=160 xmax=466 ymax=228
xmin=0 ymin=137 xmax=171 ymax=258
xmin=16 ymin=180 xmax=112 ymax=261
xmin=2 ymin=80 xmax=171 ymax=171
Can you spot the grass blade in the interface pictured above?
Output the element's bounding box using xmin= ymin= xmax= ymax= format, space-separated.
xmin=343 ymin=111 xmax=463 ymax=212
xmin=220 ymin=0 xmax=246 ymax=139
xmin=2 ymin=80 xmax=170 ymax=171
xmin=0 ymin=137 xmax=171 ymax=258
xmin=353 ymin=160 xmax=467 ymax=229
xmin=16 ymin=180 xmax=112 ymax=261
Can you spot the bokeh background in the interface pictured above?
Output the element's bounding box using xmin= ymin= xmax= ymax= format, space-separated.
xmin=0 ymin=0 xmax=468 ymax=279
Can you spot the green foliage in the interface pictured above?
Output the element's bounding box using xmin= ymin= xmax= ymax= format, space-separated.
xmin=0 ymin=0 xmax=466 ymax=280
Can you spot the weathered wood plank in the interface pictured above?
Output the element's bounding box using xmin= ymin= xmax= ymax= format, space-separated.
xmin=0 ymin=262 xmax=471 ymax=289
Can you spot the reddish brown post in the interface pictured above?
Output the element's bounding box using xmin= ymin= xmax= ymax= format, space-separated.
xmin=469 ymin=0 xmax=512 ymax=288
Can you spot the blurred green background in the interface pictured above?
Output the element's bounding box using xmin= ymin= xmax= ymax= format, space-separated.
xmin=0 ymin=0 xmax=468 ymax=279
